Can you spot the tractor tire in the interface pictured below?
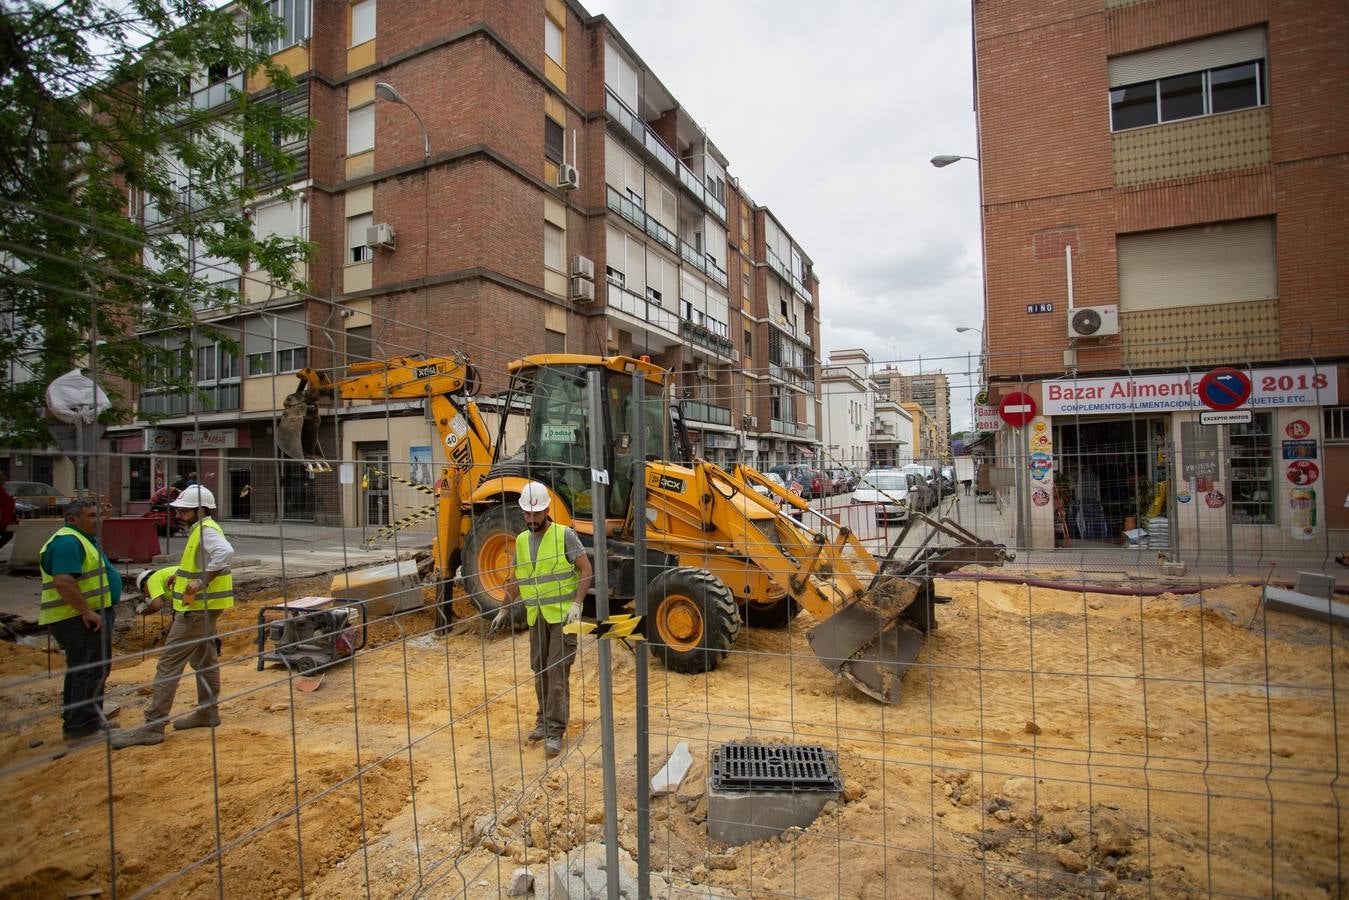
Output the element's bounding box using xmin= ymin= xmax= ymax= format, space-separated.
xmin=741 ymin=592 xmax=800 ymax=629
xmin=461 ymin=503 xmax=528 ymax=629
xmin=647 ymin=567 xmax=741 ymax=674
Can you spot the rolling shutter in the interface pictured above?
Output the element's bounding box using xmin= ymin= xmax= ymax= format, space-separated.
xmin=1117 ymin=218 xmax=1276 ymax=311
xmin=1109 ymin=27 xmax=1265 ymax=87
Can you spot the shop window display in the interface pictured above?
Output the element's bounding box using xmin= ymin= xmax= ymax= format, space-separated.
xmin=1230 ymin=413 xmax=1275 ymax=525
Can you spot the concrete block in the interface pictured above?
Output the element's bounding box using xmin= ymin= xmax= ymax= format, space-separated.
xmin=330 ymin=560 xmax=422 ymax=617
xmin=547 ymin=842 xmax=659 ymax=899
xmin=1162 ymin=562 xmax=1186 ymax=577
xmin=8 ymin=518 xmax=63 ymax=567
xmin=651 ymin=741 xmax=692 ymax=796
xmin=507 ymin=867 xmax=534 ymax=896
xmin=706 ymin=777 xmax=839 ymax=847
xmin=1263 ymin=586 xmax=1349 ymax=626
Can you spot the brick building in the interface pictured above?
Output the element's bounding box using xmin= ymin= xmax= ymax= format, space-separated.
xmin=106 ymin=0 xmax=821 ymax=526
xmin=874 ymin=371 xmax=951 ymax=460
xmin=974 ymin=0 xmax=1348 ymax=554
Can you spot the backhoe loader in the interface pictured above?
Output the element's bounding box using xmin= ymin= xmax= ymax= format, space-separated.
xmin=278 ymin=352 xmax=1011 ymax=704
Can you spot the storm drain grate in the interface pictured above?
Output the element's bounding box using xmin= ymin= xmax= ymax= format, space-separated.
xmin=710 ymin=743 xmax=842 ymax=792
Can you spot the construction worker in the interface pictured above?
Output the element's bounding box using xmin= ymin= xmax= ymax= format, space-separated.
xmin=112 ymin=485 xmax=233 ymax=749
xmin=38 ymin=498 xmax=121 ymax=742
xmin=134 ymin=566 xmax=175 ymax=615
xmin=494 ymin=481 xmax=593 ymax=757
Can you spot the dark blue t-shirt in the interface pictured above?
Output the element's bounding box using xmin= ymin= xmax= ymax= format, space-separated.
xmin=41 ymin=533 xmax=122 ymax=606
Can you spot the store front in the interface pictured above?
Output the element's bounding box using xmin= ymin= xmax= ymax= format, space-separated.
xmin=1017 ymin=364 xmax=1341 ymax=559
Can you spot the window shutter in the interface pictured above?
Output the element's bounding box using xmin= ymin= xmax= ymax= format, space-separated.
xmin=1117 ymin=218 xmax=1276 ymax=311
xmin=1109 ymin=27 xmax=1266 ymax=87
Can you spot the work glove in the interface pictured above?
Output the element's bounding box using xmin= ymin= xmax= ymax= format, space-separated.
xmin=565 ymin=604 xmax=581 ymax=627
xmin=487 ymin=607 xmax=511 ymax=636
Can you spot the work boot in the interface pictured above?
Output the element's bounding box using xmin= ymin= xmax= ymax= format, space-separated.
xmin=110 ymin=724 xmax=165 ymax=750
xmin=527 ymin=724 xmax=545 ymax=742
xmin=544 ymin=735 xmax=562 ymax=757
xmin=172 ymin=709 xmax=220 ymax=731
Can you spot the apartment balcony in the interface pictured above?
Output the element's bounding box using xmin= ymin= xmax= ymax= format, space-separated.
xmin=606 ymin=186 xmax=678 ymax=254
xmin=680 ymin=319 xmax=734 ymax=359
xmin=678 ymin=238 xmax=728 ymax=289
xmin=765 ymin=247 xmax=812 ymax=302
xmin=683 ymin=400 xmax=731 ymax=427
xmin=606 ymin=280 xmax=679 ymax=337
xmin=604 ymin=87 xmax=726 ymax=224
xmin=770 ymin=419 xmax=817 ymax=441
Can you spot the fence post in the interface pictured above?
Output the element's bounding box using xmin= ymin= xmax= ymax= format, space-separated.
xmin=585 ymin=368 xmax=621 ymax=898
xmin=631 ymin=371 xmax=650 ymax=899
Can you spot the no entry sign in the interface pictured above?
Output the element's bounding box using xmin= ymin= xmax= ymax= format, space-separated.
xmin=1197 ymin=367 xmax=1252 ymax=411
xmin=999 ymin=391 xmax=1037 ymax=427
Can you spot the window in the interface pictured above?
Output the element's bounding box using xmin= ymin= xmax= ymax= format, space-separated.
xmin=544 ymin=329 xmax=565 ymax=354
xmin=277 ymin=346 xmax=307 ymax=373
xmin=545 ymin=117 xmax=564 ymax=164
xmin=348 ymin=213 xmax=373 ymax=264
xmin=743 ymin=270 xmax=751 ymax=300
xmin=544 ymin=16 xmax=563 ymax=65
xmin=544 ymin=222 xmax=563 ymax=271
xmin=1117 ymin=218 xmax=1275 ymax=311
xmin=1230 ymin=414 xmax=1274 ymax=525
xmin=605 ymin=265 xmax=624 ymax=287
xmin=265 ymin=0 xmax=310 ymax=53
xmin=744 ymin=330 xmax=752 ymax=358
xmin=347 ymin=104 xmax=374 ymax=154
xmin=346 ymin=325 xmax=372 ymax=367
xmin=1108 ymin=28 xmax=1266 ymax=131
xmin=351 ymin=0 xmax=376 ymax=46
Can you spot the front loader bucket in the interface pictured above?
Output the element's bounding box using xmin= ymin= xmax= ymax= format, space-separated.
xmin=807 ymin=580 xmax=928 ymax=704
xmin=278 ymin=389 xmax=330 ymax=472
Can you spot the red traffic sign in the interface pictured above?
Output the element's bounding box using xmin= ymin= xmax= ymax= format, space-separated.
xmin=999 ymin=391 xmax=1037 ymax=427
xmin=1197 ymin=367 xmax=1251 ymax=411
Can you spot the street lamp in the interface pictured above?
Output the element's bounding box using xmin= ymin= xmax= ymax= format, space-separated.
xmin=930 ymin=154 xmax=978 ymax=168
xmin=375 ymin=82 xmax=430 ymax=159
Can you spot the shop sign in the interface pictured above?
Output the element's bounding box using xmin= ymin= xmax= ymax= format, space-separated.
xmin=1028 ymin=451 xmax=1053 ymax=482
xmin=181 ymin=428 xmax=238 ymax=450
xmin=1042 ymin=366 xmax=1338 ymax=416
xmin=974 ymin=405 xmax=1002 ymax=432
xmin=743 ymin=438 xmax=759 ymax=452
xmin=143 ymin=427 xmax=175 ymax=453
xmin=1282 ymin=440 xmax=1318 ymax=460
xmin=1286 ymin=460 xmax=1319 ymax=486
xmin=1199 ymin=410 xmax=1252 ymax=426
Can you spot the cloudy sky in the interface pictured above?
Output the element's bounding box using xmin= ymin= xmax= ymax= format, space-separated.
xmin=588 ymin=0 xmax=986 ymax=430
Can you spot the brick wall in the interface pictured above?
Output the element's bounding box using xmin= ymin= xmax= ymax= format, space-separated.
xmin=977 ymin=0 xmax=1349 ymax=380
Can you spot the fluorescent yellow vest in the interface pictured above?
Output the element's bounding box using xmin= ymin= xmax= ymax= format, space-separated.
xmin=144 ymin=566 xmax=175 ymax=601
xmin=514 ymin=524 xmax=578 ymax=626
xmin=38 ymin=526 xmax=112 ymax=626
xmin=173 ymin=518 xmax=234 ymax=612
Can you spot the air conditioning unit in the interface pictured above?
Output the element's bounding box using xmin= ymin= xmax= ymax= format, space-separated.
xmin=742 ymin=414 xmax=758 ymax=429
xmin=571 ymin=254 xmax=594 ymax=280
xmin=694 ymin=361 xmax=710 ymax=379
xmin=1067 ymin=304 xmax=1119 ymax=339
xmin=731 ymin=349 xmax=740 ymax=363
xmin=365 ymin=222 xmax=396 ymax=250
xmin=570 ymin=277 xmax=595 ymax=302
xmin=556 ymin=163 xmax=580 ymax=191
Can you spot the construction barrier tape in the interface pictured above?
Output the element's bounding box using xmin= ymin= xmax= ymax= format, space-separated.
xmin=563 ymin=613 xmax=645 ymax=645
xmin=369 ymin=466 xmax=436 ymax=497
xmin=365 ymin=504 xmax=437 ymax=544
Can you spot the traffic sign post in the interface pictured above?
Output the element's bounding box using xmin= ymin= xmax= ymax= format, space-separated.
xmin=1197 ymin=367 xmax=1252 ymax=411
xmin=999 ymin=392 xmax=1037 ymax=428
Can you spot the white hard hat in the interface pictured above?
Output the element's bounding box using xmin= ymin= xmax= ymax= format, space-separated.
xmin=518 ymin=481 xmax=551 ymax=513
xmin=170 ymin=484 xmax=217 ymax=509
xmin=136 ymin=570 xmax=152 ymax=594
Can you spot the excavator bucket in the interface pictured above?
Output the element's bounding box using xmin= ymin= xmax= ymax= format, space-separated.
xmin=277 ymin=387 xmax=331 ymax=473
xmin=808 ymin=515 xmax=1014 ymax=704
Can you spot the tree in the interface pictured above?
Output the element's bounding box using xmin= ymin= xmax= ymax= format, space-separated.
xmin=0 ymin=0 xmax=312 ymax=445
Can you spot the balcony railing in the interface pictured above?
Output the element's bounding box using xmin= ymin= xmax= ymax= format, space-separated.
xmin=765 ymin=247 xmax=812 ymax=301
xmin=680 ymin=319 xmax=733 ymax=358
xmin=607 ymin=281 xmax=678 ymax=336
xmin=605 ymin=186 xmax=678 ymax=254
xmin=683 ymin=400 xmax=731 ymax=427
xmin=678 ymin=238 xmax=729 ymax=289
xmin=769 ymin=419 xmax=817 ymax=440
xmin=604 ymin=87 xmax=726 ymax=224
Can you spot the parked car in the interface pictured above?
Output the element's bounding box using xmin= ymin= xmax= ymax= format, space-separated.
xmin=900 ymin=465 xmax=940 ymax=509
xmin=939 ymin=466 xmax=956 ymax=496
xmin=855 ymin=470 xmax=923 ymax=524
xmin=8 ymin=481 xmax=72 ymax=517
xmin=827 ymin=468 xmax=858 ymax=494
xmin=767 ymin=463 xmax=815 ymax=498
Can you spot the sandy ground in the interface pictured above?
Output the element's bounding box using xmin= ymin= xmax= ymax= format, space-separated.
xmin=0 ymin=574 xmax=1345 ymax=898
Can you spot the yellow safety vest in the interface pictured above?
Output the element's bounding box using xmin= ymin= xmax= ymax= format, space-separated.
xmin=144 ymin=566 xmax=175 ymax=602
xmin=173 ymin=518 xmax=234 ymax=612
xmin=38 ymin=526 xmax=112 ymax=626
xmin=514 ymin=524 xmax=579 ymax=626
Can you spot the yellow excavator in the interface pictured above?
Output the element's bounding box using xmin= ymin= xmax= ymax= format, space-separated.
xmin=278 ymin=352 xmax=1011 ymax=704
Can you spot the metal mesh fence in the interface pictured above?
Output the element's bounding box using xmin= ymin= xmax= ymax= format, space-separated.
xmin=0 ymin=337 xmax=1345 ymax=899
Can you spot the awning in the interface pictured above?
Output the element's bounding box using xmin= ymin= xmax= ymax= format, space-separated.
xmin=800 ymin=446 xmax=814 ymax=457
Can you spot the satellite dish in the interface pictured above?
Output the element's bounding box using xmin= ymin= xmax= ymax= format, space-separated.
xmin=46 ymin=369 xmax=111 ymax=425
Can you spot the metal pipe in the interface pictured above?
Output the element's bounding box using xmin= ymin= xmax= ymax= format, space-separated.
xmin=631 ymin=370 xmax=650 ymax=899
xmin=585 ymin=368 xmax=621 ymax=899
